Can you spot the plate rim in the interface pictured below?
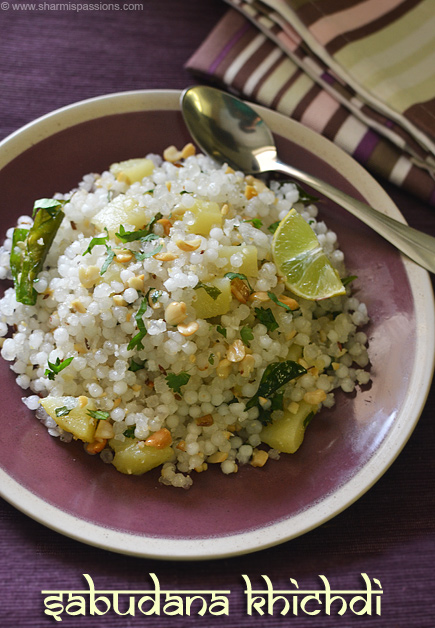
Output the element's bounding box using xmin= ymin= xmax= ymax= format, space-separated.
xmin=0 ymin=88 xmax=433 ymax=560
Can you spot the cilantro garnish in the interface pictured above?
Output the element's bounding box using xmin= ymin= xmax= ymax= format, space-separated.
xmin=55 ymin=406 xmax=71 ymax=417
xmin=87 ymin=410 xmax=110 ymax=421
xmin=128 ymin=358 xmax=146 ymax=372
xmin=208 ymin=354 xmax=215 ymax=365
xmin=115 ymin=211 xmax=161 ymax=243
xmin=240 ymin=326 xmax=254 ymax=347
xmin=295 ymin=184 xmax=319 ymax=204
xmin=82 ymin=228 xmax=109 ymax=256
xmin=216 ymin=325 xmax=227 ymax=338
xmin=82 ymin=228 xmax=115 ymax=275
xmin=194 ymin=282 xmax=222 ymax=300
xmin=267 ymin=291 xmax=294 ymax=312
xmin=116 ymin=225 xmax=155 ymax=243
xmin=150 ymin=289 xmax=163 ymax=304
xmin=123 ymin=425 xmax=136 ymax=438
xmin=267 ymin=221 xmax=280 ymax=234
xmin=133 ymin=242 xmax=163 ymax=261
xmin=44 ymin=356 xmax=74 ymax=381
xmin=244 ymin=218 xmax=263 ymax=229
xmin=342 ymin=275 xmax=358 ymax=286
xmin=127 ymin=294 xmax=148 ymax=351
xmin=165 ymin=371 xmax=191 ymax=394
xmin=224 ymin=271 xmax=253 ymax=292
xmin=100 ymin=246 xmax=115 ymax=275
xmin=254 ymin=307 xmax=279 ymax=333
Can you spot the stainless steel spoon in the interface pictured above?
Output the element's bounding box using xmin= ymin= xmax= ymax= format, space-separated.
xmin=181 ymin=85 xmax=435 ymax=274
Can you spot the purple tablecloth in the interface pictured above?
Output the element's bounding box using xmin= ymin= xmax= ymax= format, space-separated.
xmin=0 ymin=2 xmax=434 ymax=627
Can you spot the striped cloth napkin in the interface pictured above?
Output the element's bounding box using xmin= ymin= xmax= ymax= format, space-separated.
xmin=186 ymin=0 xmax=435 ymax=205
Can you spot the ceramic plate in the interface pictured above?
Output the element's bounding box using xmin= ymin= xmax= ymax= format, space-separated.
xmin=0 ymin=90 xmax=433 ymax=560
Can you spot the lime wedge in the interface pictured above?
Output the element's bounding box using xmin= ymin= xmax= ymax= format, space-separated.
xmin=272 ymin=209 xmax=345 ymax=300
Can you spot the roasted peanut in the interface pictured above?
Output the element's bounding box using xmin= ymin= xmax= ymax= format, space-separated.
xmin=165 ymin=301 xmax=187 ymax=326
xmin=227 ymin=339 xmax=246 ymax=363
xmin=230 ymin=277 xmax=250 ymax=304
xmin=145 ymin=428 xmax=172 ymax=449
xmin=177 ymin=321 xmax=199 ymax=336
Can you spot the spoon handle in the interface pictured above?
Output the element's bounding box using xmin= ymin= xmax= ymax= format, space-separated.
xmin=273 ymin=159 xmax=435 ymax=274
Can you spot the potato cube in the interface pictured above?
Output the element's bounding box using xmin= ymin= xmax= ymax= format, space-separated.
xmin=193 ymin=277 xmax=231 ymax=319
xmin=260 ymin=400 xmax=317 ymax=454
xmin=109 ymin=437 xmax=173 ymax=475
xmin=40 ymin=396 xmax=97 ymax=443
xmin=187 ymin=200 xmax=223 ymax=236
xmin=109 ymin=157 xmax=155 ymax=184
xmin=91 ymin=194 xmax=147 ymax=236
xmin=217 ymin=245 xmax=258 ymax=277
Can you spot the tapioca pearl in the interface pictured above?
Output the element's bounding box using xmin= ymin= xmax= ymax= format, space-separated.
xmin=111 ymin=408 xmax=125 ymax=422
xmin=53 ymin=327 xmax=69 ymax=345
xmin=88 ymin=383 xmax=103 ymax=398
xmin=123 ymin=288 xmax=138 ymax=304
xmin=113 ymin=381 xmax=128 ymax=395
xmin=221 ymin=459 xmax=237 ymax=474
xmin=258 ymin=335 xmax=273 ymax=349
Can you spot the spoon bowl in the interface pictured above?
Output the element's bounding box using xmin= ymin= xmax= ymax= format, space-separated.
xmin=181 ymin=85 xmax=435 ymax=274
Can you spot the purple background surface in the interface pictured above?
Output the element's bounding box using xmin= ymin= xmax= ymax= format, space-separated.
xmin=0 ymin=1 xmax=434 ymax=627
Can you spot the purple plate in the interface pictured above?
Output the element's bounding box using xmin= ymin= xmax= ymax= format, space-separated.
xmin=0 ymin=90 xmax=433 ymax=559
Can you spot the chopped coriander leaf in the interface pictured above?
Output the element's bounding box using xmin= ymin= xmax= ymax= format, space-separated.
xmin=100 ymin=246 xmax=115 ymax=275
xmin=123 ymin=425 xmax=136 ymax=438
xmin=150 ymin=289 xmax=163 ymax=304
xmin=141 ymin=233 xmax=160 ymax=242
xmin=115 ymin=213 xmax=162 ymax=243
xmin=135 ymin=294 xmax=148 ymax=325
xmin=128 ymin=358 xmax=146 ymax=372
xmin=116 ymin=225 xmax=155 ymax=243
xmin=216 ymin=325 xmax=227 ymax=338
xmin=243 ymin=218 xmax=263 ymax=229
xmin=44 ymin=356 xmax=74 ymax=381
xmin=55 ymin=406 xmax=71 ymax=417
xmin=208 ymin=354 xmax=215 ymax=365
xmin=295 ymin=184 xmax=319 ymax=204
xmin=254 ymin=307 xmax=279 ymax=333
xmin=267 ymin=291 xmax=293 ymax=312
xmin=267 ymin=221 xmax=280 ymax=234
xmin=240 ymin=326 xmax=254 ymax=346
xmin=82 ymin=228 xmax=109 ymax=255
xmin=194 ymin=282 xmax=222 ymax=300
xmin=133 ymin=243 xmax=163 ymax=261
xmin=127 ymin=295 xmax=148 ymax=351
xmin=87 ymin=409 xmax=110 ymax=421
xmin=166 ymin=371 xmax=191 ymax=394
xmin=224 ymin=271 xmax=253 ymax=292
xmin=246 ymin=360 xmax=306 ymax=409
xmin=147 ymin=212 xmax=162 ymax=230
xmin=342 ymin=275 xmax=357 ymax=286
xmin=127 ymin=331 xmax=147 ymax=351
xmin=303 ymin=411 xmax=315 ymax=428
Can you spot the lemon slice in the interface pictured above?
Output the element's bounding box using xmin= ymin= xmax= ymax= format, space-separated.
xmin=272 ymin=209 xmax=345 ymax=300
